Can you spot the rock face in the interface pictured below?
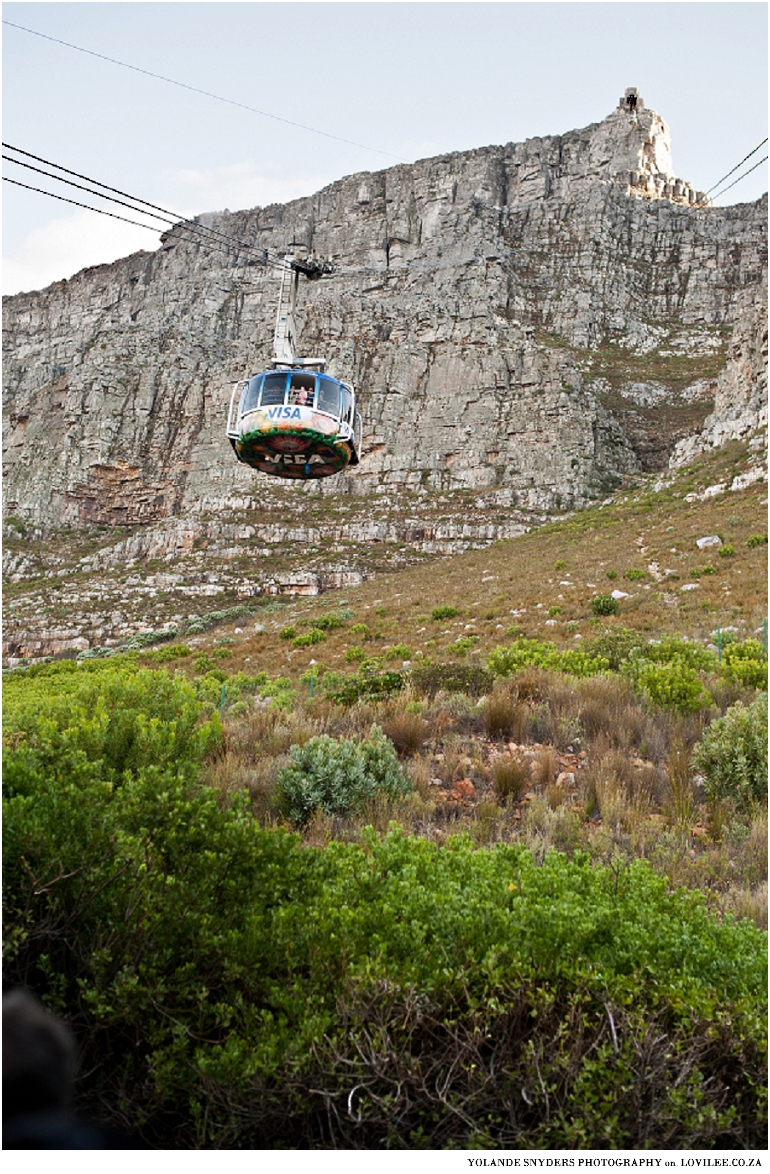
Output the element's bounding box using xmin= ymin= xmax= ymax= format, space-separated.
xmin=3 ymin=95 xmax=767 ymax=530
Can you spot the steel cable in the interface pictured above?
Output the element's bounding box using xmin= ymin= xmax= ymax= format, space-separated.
xmin=3 ymin=19 xmax=407 ymax=163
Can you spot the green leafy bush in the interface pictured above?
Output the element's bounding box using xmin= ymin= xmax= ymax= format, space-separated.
xmin=385 ymin=643 xmax=412 ymax=661
xmin=432 ymin=606 xmax=459 ymax=620
xmin=292 ymin=629 xmax=327 ymax=649
xmin=345 ymin=645 xmax=367 ymax=663
xmin=410 ymin=662 xmax=493 ymax=698
xmin=643 ymin=636 xmax=717 ymax=673
xmin=627 ymin=657 xmax=712 ymax=714
xmin=328 ymin=663 xmax=406 ymax=705
xmin=718 ymin=545 xmax=735 ymax=558
xmin=279 ymin=625 xmax=297 ymax=641
xmin=144 ymin=643 xmax=192 ymax=663
xmin=720 ymin=640 xmax=768 ymax=690
xmin=624 ymin=569 xmax=646 ymax=581
xmin=277 ymin=727 xmax=411 ymax=826
xmin=587 ymin=627 xmax=648 ymax=670
xmin=350 ymin=623 xmax=371 ymax=640
xmin=692 ymin=694 xmax=768 ymax=812
xmin=590 ymin=594 xmax=619 ymax=617
xmin=747 ymin=533 xmax=768 ymax=548
xmin=487 ymin=638 xmax=609 ymax=680
xmin=309 ymin=612 xmax=347 ymax=632
xmin=447 ymin=635 xmax=479 ymax=657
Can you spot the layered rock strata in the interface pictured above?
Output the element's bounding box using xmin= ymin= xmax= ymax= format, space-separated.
xmin=4 ymin=95 xmax=766 ymax=532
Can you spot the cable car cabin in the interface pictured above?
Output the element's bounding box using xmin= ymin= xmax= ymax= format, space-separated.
xmin=227 ymin=366 xmax=362 ymax=479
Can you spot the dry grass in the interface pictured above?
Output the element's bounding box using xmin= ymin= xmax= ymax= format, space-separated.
xmin=382 ymin=710 xmax=426 ymax=756
xmin=663 ymin=743 xmax=695 ymax=832
xmin=492 ymin=754 xmax=531 ymax=803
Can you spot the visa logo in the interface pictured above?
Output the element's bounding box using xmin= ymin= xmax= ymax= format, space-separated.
xmin=266 ymin=406 xmax=302 ymax=421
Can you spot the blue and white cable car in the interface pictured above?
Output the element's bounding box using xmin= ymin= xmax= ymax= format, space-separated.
xmin=227 ymin=257 xmax=362 ymax=479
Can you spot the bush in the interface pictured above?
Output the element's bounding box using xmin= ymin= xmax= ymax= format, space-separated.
xmin=718 ymin=545 xmax=735 ymax=558
xmin=747 ymin=534 xmax=768 ymax=548
xmin=447 ymin=636 xmax=479 ymax=657
xmin=487 ymin=638 xmax=609 ymax=680
xmin=350 ymin=623 xmax=371 ymax=640
xmin=692 ymin=694 xmax=768 ymax=813
xmin=345 ymin=645 xmax=367 ymax=663
xmin=643 ymin=636 xmax=717 ymax=673
xmin=411 ymin=662 xmax=493 ymax=698
xmin=624 ymin=569 xmax=646 ymax=581
xmin=312 ymin=613 xmax=347 ymax=631
xmin=721 ymin=640 xmax=768 ymax=691
xmin=329 ymin=663 xmax=406 ymax=706
xmin=292 ymin=629 xmax=327 ymax=649
xmin=385 ymin=644 xmax=412 ymax=661
xmin=587 ymin=627 xmax=648 ymax=670
xmin=279 ymin=625 xmax=297 ymax=641
xmin=277 ymin=727 xmax=412 ymax=826
xmin=628 ymin=657 xmax=712 ymax=715
xmin=590 ymin=594 xmax=619 ymax=617
xmin=432 ymin=606 xmax=459 ymax=621
xmin=144 ymin=643 xmax=192 ymax=663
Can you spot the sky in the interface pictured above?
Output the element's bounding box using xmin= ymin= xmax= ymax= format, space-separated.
xmin=3 ymin=1 xmax=768 ymax=296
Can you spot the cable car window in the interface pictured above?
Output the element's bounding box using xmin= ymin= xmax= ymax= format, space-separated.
xmin=240 ymin=376 xmax=261 ymax=415
xmin=260 ymin=372 xmax=288 ymax=406
xmin=290 ymin=372 xmax=316 ymax=407
xmin=317 ymin=376 xmax=340 ymax=417
xmin=340 ymin=386 xmax=352 ymax=423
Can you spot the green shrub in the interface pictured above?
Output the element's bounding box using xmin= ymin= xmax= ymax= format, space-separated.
xmin=720 ymin=640 xmax=768 ymax=690
xmin=350 ymin=623 xmax=371 ymax=640
xmin=212 ymin=647 xmax=234 ymax=660
xmin=329 ymin=663 xmax=406 ymax=706
xmin=548 ymin=606 xmax=562 ymax=617
xmin=312 ymin=612 xmax=347 ymax=632
xmin=292 ymin=629 xmax=327 ymax=649
xmin=587 ymin=627 xmax=648 ymax=670
xmin=385 ymin=644 xmax=412 ymax=661
xmin=624 ymin=569 xmax=646 ymax=581
xmin=718 ymin=545 xmax=735 ymax=558
xmin=144 ymin=643 xmax=192 ymax=663
xmin=643 ymin=636 xmax=717 ymax=673
xmin=627 ymin=657 xmax=712 ymax=714
xmin=345 ymin=645 xmax=367 ymax=663
xmin=194 ymin=653 xmax=216 ymax=675
xmin=747 ymin=534 xmax=768 ymax=548
xmin=605 ymin=570 xmax=618 ymax=580
xmin=279 ymin=625 xmax=297 ymax=641
xmin=432 ymin=606 xmax=459 ymax=621
xmin=590 ymin=594 xmax=619 ymax=617
xmin=411 ymin=662 xmax=493 ymax=698
xmin=692 ymin=694 xmax=767 ymax=813
xmin=277 ymin=727 xmax=411 ymax=826
xmin=447 ymin=635 xmax=479 ymax=657
xmin=487 ymin=638 xmax=609 ymax=680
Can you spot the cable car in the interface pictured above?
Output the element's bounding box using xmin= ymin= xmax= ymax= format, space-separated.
xmin=227 ymin=256 xmax=362 ymax=479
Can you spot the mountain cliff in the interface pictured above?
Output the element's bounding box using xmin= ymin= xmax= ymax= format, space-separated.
xmin=2 ymin=95 xmax=767 ymax=661
xmin=4 ymin=95 xmax=766 ymax=530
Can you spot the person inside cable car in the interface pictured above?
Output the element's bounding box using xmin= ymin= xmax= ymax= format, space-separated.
xmin=294 ymin=387 xmax=313 ymax=407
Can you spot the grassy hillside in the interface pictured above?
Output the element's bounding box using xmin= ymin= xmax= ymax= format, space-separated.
xmin=3 ymin=440 xmax=767 ymax=1148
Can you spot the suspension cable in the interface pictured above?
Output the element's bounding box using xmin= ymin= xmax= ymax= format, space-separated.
xmin=710 ymin=154 xmax=768 ymax=201
xmin=706 ymin=138 xmax=768 ymax=194
xmin=2 ymin=19 xmax=407 ymax=164
xmin=3 ymin=144 xmax=280 ymax=270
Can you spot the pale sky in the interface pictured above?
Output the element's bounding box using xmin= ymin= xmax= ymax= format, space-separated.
xmin=3 ymin=1 xmax=767 ymax=296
